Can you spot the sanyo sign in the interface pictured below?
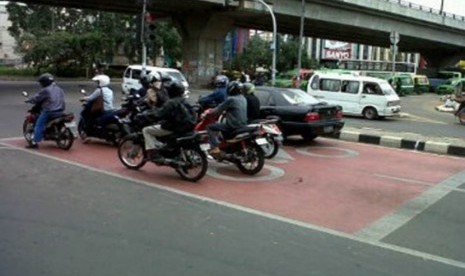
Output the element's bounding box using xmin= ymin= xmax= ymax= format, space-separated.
xmin=323 ymin=40 xmax=352 ymax=60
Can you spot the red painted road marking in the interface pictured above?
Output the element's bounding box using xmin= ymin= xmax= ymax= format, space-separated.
xmin=3 ymin=137 xmax=464 ymax=234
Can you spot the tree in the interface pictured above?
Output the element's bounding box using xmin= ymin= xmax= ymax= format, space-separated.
xmin=6 ymin=2 xmax=141 ymax=76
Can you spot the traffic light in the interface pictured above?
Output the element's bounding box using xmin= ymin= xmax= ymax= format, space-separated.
xmin=145 ymin=12 xmax=156 ymax=42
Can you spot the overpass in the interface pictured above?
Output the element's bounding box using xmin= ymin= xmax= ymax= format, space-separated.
xmin=10 ymin=0 xmax=465 ymax=85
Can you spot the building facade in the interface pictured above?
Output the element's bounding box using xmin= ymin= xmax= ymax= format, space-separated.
xmin=0 ymin=2 xmax=21 ymax=65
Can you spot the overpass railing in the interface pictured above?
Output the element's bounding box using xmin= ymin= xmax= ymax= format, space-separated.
xmin=382 ymin=0 xmax=465 ymax=22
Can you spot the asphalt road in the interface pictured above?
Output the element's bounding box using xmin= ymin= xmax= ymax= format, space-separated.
xmin=1 ymin=80 xmax=465 ymax=275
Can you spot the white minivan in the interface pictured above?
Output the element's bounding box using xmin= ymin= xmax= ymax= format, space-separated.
xmin=307 ymin=71 xmax=401 ymax=119
xmin=122 ymin=65 xmax=190 ymax=95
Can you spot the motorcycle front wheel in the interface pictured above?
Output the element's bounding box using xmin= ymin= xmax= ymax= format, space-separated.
xmin=56 ymin=127 xmax=74 ymax=150
xmin=175 ymin=148 xmax=208 ymax=182
xmin=261 ymin=136 xmax=280 ymax=159
xmin=118 ymin=136 xmax=147 ymax=170
xmin=22 ymin=120 xmax=34 ymax=143
xmin=235 ymin=143 xmax=265 ymax=175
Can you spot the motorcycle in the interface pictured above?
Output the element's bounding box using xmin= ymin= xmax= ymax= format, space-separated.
xmin=454 ymin=94 xmax=465 ymax=125
xmin=117 ymin=130 xmax=210 ymax=182
xmin=248 ymin=117 xmax=283 ymax=159
xmin=77 ymin=89 xmax=127 ymax=145
xmin=195 ymin=110 xmax=267 ymax=175
xmin=22 ymin=91 xmax=75 ymax=150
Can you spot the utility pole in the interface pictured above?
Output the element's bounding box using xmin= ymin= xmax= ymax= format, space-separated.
xmin=297 ymin=0 xmax=305 ymax=81
xmin=140 ymin=0 xmax=147 ymax=75
xmin=440 ymin=0 xmax=444 ymax=15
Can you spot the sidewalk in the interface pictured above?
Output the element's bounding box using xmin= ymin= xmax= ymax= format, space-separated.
xmin=332 ymin=126 xmax=465 ymax=157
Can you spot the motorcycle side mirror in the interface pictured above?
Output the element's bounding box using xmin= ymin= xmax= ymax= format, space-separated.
xmin=22 ymin=91 xmax=28 ymax=97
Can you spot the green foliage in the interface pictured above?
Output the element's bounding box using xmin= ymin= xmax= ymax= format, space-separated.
xmin=0 ymin=66 xmax=36 ymax=76
xmin=229 ymin=33 xmax=315 ymax=76
xmin=5 ymin=2 xmax=182 ymax=76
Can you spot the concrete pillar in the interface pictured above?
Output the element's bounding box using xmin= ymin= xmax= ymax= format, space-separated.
xmin=315 ymin=39 xmax=321 ymax=60
xmin=174 ymin=12 xmax=234 ymax=87
xmin=359 ymin=44 xmax=364 ymax=60
xmin=307 ymin=37 xmax=313 ymax=59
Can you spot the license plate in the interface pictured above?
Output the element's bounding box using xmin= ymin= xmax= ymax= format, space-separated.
xmin=200 ymin=143 xmax=211 ymax=151
xmin=255 ymin=137 xmax=268 ymax=145
xmin=65 ymin=121 xmax=77 ymax=128
xmin=324 ymin=126 xmax=334 ymax=133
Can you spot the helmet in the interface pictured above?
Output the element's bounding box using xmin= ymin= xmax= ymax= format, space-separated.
xmin=166 ymin=80 xmax=185 ymax=98
xmin=242 ymin=82 xmax=255 ymax=94
xmin=149 ymin=71 xmax=161 ymax=83
xmin=92 ymin=74 xmax=110 ymax=87
xmin=139 ymin=74 xmax=151 ymax=88
xmin=226 ymin=80 xmax=243 ymax=96
xmin=38 ymin=73 xmax=54 ymax=87
xmin=214 ymin=74 xmax=229 ymax=88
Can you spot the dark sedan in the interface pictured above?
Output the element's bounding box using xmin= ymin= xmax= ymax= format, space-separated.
xmin=254 ymin=87 xmax=345 ymax=141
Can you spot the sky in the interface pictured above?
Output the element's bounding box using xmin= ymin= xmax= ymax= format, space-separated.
xmin=405 ymin=0 xmax=465 ymax=17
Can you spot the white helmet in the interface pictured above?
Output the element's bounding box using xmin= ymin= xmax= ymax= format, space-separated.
xmin=92 ymin=74 xmax=110 ymax=87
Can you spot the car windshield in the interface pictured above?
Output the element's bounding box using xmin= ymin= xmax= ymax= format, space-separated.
xmin=280 ymin=89 xmax=320 ymax=105
xmin=166 ymin=71 xmax=187 ymax=82
xmin=379 ymin=83 xmax=396 ymax=95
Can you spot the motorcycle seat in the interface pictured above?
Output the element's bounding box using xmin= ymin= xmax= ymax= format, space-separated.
xmin=46 ymin=113 xmax=74 ymax=127
xmin=223 ymin=125 xmax=259 ymax=141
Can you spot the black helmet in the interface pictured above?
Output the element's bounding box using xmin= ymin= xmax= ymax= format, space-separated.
xmin=38 ymin=73 xmax=54 ymax=87
xmin=166 ymin=80 xmax=185 ymax=98
xmin=214 ymin=74 xmax=229 ymax=88
xmin=226 ymin=80 xmax=243 ymax=96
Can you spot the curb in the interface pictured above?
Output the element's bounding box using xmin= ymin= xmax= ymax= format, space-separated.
xmin=331 ymin=130 xmax=465 ymax=158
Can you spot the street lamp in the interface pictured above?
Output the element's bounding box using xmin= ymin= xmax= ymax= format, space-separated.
xmin=255 ymin=0 xmax=277 ymax=86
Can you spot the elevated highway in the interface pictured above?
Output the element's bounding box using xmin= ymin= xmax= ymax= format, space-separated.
xmin=9 ymin=0 xmax=465 ymax=85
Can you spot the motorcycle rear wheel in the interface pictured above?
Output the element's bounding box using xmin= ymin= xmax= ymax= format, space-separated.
xmin=118 ymin=136 xmax=147 ymax=170
xmin=22 ymin=120 xmax=34 ymax=143
xmin=236 ymin=143 xmax=265 ymax=175
xmin=262 ymin=136 xmax=279 ymax=159
xmin=56 ymin=127 xmax=74 ymax=150
xmin=175 ymin=148 xmax=208 ymax=182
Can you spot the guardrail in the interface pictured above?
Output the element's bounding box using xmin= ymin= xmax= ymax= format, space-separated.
xmin=382 ymin=0 xmax=465 ymax=22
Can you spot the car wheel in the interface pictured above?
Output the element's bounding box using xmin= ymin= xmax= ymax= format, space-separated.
xmin=363 ymin=107 xmax=378 ymax=120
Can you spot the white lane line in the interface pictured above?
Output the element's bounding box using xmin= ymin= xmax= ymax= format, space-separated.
xmin=356 ymin=171 xmax=465 ymax=242
xmin=3 ymin=141 xmax=465 ymax=269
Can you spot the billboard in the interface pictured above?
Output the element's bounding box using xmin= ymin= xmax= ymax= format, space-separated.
xmin=323 ymin=40 xmax=352 ymax=60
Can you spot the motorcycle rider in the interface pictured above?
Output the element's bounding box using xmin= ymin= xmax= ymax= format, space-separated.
xmin=134 ymin=74 xmax=151 ymax=98
xmin=198 ymin=74 xmax=229 ymax=108
xmin=141 ymin=80 xmax=196 ymax=161
xmin=242 ymin=82 xmax=261 ymax=122
xmin=25 ymin=73 xmax=66 ymax=149
xmin=81 ymin=74 xmax=118 ymax=128
xmin=205 ymin=80 xmax=248 ymax=157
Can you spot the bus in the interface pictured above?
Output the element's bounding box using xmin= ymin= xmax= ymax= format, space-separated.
xmin=319 ymin=58 xmax=416 ymax=76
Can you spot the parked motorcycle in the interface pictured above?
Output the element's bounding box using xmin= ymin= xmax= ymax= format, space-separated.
xmin=22 ymin=91 xmax=75 ymax=150
xmin=195 ymin=111 xmax=267 ymax=175
xmin=77 ymin=89 xmax=126 ymax=145
xmin=117 ymin=130 xmax=210 ymax=182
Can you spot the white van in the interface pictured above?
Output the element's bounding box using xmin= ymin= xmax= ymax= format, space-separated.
xmin=307 ymin=71 xmax=401 ymax=119
xmin=122 ymin=65 xmax=190 ymax=95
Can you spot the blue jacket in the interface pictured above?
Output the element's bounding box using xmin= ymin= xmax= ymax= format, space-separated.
xmin=31 ymin=83 xmax=65 ymax=112
xmin=199 ymin=87 xmax=227 ymax=107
